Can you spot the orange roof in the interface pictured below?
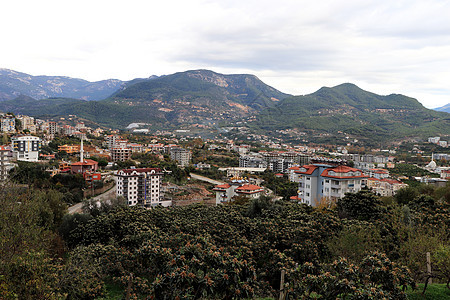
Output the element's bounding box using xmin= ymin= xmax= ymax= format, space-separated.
xmin=321 ymin=165 xmax=368 ymax=179
xmin=71 ymin=159 xmax=98 ymax=166
xmin=290 ymin=196 xmax=301 ymax=200
xmin=288 ymin=166 xmax=300 ymax=170
xmin=380 ymin=178 xmax=403 ymax=185
xmin=213 ymin=183 xmax=231 ymax=190
xmin=236 ymin=184 xmax=264 ymax=194
xmin=295 ymin=165 xmax=318 ymax=175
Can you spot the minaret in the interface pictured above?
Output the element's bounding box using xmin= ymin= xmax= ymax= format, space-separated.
xmin=80 ymin=138 xmax=84 ymax=162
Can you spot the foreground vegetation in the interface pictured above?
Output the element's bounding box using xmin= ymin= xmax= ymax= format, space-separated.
xmin=1 ymin=181 xmax=449 ymax=298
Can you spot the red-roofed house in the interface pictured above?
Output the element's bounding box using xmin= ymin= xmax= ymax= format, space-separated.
xmin=71 ymin=159 xmax=99 ymax=174
xmin=213 ymin=180 xmax=265 ymax=205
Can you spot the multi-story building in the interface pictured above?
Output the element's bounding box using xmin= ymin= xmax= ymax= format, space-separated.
xmin=111 ymin=147 xmax=132 ymax=162
xmin=0 ymin=145 xmax=11 ymax=183
xmin=239 ymin=155 xmax=267 ymax=168
xmin=105 ymin=135 xmax=119 ymax=149
xmin=58 ymin=144 xmax=81 ymax=154
xmin=17 ymin=115 xmax=35 ymax=131
xmin=367 ymin=178 xmax=408 ymax=197
xmin=170 ymin=147 xmax=192 ymax=167
xmin=292 ymin=164 xmax=367 ymax=206
xmin=11 ymin=135 xmax=41 ymax=162
xmin=116 ymin=168 xmax=169 ymax=208
xmin=1 ymin=116 xmax=15 ymax=133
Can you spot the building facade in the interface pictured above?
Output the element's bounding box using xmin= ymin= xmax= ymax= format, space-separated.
xmin=170 ymin=148 xmax=192 ymax=167
xmin=111 ymin=147 xmax=132 ymax=162
xmin=293 ymin=164 xmax=367 ymax=206
xmin=116 ymin=168 xmax=169 ymax=208
xmin=11 ymin=135 xmax=41 ymax=162
xmin=0 ymin=145 xmax=11 ymax=183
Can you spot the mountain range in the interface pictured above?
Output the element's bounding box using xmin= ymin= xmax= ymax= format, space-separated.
xmin=0 ymin=68 xmax=448 ymax=143
xmin=0 ymin=68 xmax=124 ymax=101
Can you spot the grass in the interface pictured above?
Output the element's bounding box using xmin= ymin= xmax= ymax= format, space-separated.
xmin=406 ymin=283 xmax=450 ymax=300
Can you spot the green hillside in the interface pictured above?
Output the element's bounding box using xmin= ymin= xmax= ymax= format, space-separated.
xmin=253 ymin=83 xmax=450 ymax=140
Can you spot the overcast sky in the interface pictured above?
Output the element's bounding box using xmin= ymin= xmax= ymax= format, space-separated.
xmin=1 ymin=0 xmax=450 ymax=108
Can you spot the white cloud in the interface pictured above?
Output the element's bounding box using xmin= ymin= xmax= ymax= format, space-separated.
xmin=1 ymin=0 xmax=450 ymax=107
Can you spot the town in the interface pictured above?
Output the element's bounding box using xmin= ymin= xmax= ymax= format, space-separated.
xmin=1 ymin=112 xmax=448 ymax=210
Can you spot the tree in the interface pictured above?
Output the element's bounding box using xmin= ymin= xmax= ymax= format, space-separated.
xmin=395 ymin=187 xmax=418 ymax=205
xmin=337 ymin=190 xmax=385 ymax=221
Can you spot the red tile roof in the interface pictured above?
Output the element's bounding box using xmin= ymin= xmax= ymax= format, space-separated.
xmin=236 ymin=184 xmax=264 ymax=194
xmin=213 ymin=183 xmax=231 ymax=190
xmin=71 ymin=159 xmax=98 ymax=166
xmin=295 ymin=165 xmax=318 ymax=175
xmin=321 ymin=165 xmax=368 ymax=179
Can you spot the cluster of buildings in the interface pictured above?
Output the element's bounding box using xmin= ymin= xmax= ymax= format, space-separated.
xmin=428 ymin=137 xmax=448 ymax=148
xmin=239 ymin=151 xmax=311 ymax=173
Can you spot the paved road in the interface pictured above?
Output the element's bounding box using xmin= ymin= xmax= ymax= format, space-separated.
xmin=190 ymin=173 xmax=225 ymax=185
xmin=67 ymin=174 xmax=117 ymax=215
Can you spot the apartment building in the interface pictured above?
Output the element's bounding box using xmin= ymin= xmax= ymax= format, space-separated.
xmin=293 ymin=164 xmax=367 ymax=206
xmin=1 ymin=116 xmax=15 ymax=133
xmin=367 ymin=178 xmax=408 ymax=197
xmin=111 ymin=147 xmax=132 ymax=162
xmin=0 ymin=145 xmax=11 ymax=183
xmin=116 ymin=168 xmax=169 ymax=208
xmin=170 ymin=147 xmax=192 ymax=167
xmin=11 ymin=135 xmax=41 ymax=162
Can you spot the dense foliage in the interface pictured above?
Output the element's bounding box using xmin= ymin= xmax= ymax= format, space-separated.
xmin=1 ymin=181 xmax=449 ymax=298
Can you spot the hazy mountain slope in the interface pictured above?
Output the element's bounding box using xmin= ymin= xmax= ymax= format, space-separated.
xmin=435 ymin=103 xmax=450 ymax=113
xmin=0 ymin=68 xmax=124 ymax=101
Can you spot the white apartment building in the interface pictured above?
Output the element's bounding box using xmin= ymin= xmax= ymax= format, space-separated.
xmin=11 ymin=135 xmax=41 ymax=162
xmin=0 ymin=145 xmax=11 ymax=183
xmin=293 ymin=164 xmax=367 ymax=206
xmin=116 ymin=168 xmax=170 ymax=208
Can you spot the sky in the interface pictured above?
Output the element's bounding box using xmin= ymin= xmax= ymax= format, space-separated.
xmin=1 ymin=0 xmax=450 ymax=108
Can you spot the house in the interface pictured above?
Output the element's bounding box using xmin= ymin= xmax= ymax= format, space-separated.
xmin=293 ymin=164 xmax=368 ymax=206
xmin=115 ymin=168 xmax=170 ymax=208
xmin=213 ymin=178 xmax=264 ymax=205
xmin=71 ymin=159 xmax=99 ymax=174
